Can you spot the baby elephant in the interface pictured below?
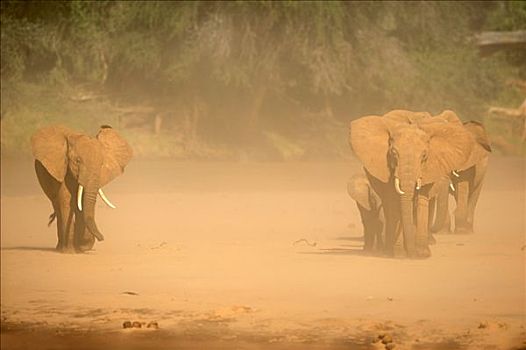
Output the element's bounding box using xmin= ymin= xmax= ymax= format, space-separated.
xmin=347 ymin=173 xmax=384 ymax=253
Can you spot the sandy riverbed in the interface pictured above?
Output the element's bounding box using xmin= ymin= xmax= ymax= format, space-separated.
xmin=1 ymin=157 xmax=524 ymax=349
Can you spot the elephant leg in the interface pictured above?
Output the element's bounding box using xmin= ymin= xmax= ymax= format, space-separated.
xmin=466 ymin=178 xmax=483 ymax=233
xmin=466 ymin=163 xmax=487 ymax=233
xmin=393 ymin=221 xmax=406 ymax=258
xmin=427 ymin=198 xmax=436 ymax=244
xmin=357 ymin=204 xmax=375 ymax=252
xmin=374 ymin=207 xmax=385 ymax=253
xmin=74 ymin=212 xmax=95 ymax=252
xmin=383 ymin=205 xmax=401 ymax=257
xmin=34 ymin=160 xmax=64 ymax=249
xmin=57 ymin=182 xmax=76 ymax=253
xmin=416 ymin=195 xmax=431 ymax=258
xmin=53 ymin=202 xmax=65 ymax=250
xmin=431 ymin=180 xmax=452 ymax=234
xmin=428 ymin=198 xmax=436 ymax=231
xmin=454 ymin=179 xmax=471 ymax=234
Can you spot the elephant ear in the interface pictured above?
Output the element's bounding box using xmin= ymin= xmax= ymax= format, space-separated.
xmin=31 ymin=125 xmax=74 ymax=182
xmin=464 ymin=121 xmax=492 ymax=152
xmin=459 ymin=121 xmax=492 ymax=170
xmin=420 ymin=122 xmax=473 ymax=185
xmin=349 ymin=116 xmax=391 ymax=183
xmin=384 ymin=109 xmax=432 ymax=124
xmin=97 ymin=126 xmax=133 ymax=187
xmin=434 ymin=110 xmax=463 ymax=125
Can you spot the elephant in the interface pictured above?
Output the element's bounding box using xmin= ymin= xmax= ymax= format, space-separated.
xmin=428 ymin=176 xmax=453 ymax=234
xmin=349 ymin=110 xmax=474 ymax=258
xmin=431 ymin=120 xmax=492 ymax=234
xmin=31 ymin=125 xmax=133 ymax=253
xmin=347 ymin=173 xmax=384 ymax=253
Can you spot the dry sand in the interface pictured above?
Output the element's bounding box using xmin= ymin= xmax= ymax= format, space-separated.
xmin=1 ymin=157 xmax=525 ymax=349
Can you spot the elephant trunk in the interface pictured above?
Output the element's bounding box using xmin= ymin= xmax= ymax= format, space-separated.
xmin=82 ymin=188 xmax=105 ymax=241
xmin=396 ymin=167 xmax=417 ymax=257
xmin=400 ymin=191 xmax=416 ymax=257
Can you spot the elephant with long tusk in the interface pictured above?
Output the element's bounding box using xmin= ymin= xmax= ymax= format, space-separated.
xmin=32 ymin=125 xmax=133 ymax=253
xmin=77 ymin=186 xmax=116 ymax=211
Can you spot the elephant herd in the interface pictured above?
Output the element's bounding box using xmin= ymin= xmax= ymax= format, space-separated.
xmin=31 ymin=109 xmax=490 ymax=259
xmin=347 ymin=110 xmax=491 ymax=258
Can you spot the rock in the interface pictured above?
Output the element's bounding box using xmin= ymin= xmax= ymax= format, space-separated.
xmin=132 ymin=321 xmax=142 ymax=328
xmin=385 ymin=343 xmax=396 ymax=350
xmin=147 ymin=321 xmax=159 ymax=329
xmin=478 ymin=322 xmax=488 ymax=329
xmin=122 ymin=291 xmax=139 ymax=296
xmin=381 ymin=334 xmax=393 ymax=344
xmin=123 ymin=321 xmax=132 ymax=329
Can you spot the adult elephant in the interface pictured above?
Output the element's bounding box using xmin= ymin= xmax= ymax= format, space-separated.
xmin=31 ymin=125 xmax=133 ymax=253
xmin=431 ymin=120 xmax=492 ymax=234
xmin=349 ymin=110 xmax=473 ymax=258
xmin=347 ymin=173 xmax=384 ymax=253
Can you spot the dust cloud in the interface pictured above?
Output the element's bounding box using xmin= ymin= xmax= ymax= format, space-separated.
xmin=1 ymin=156 xmax=524 ymax=349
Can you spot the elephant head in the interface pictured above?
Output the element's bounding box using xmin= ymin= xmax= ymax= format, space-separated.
xmin=349 ymin=110 xmax=473 ymax=256
xmin=347 ymin=173 xmax=382 ymax=212
xmin=31 ymin=125 xmax=133 ymax=241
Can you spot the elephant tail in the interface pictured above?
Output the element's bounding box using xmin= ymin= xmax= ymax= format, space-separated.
xmin=48 ymin=212 xmax=57 ymax=227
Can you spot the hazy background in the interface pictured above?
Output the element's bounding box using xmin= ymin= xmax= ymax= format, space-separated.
xmin=1 ymin=3 xmax=525 ymax=349
xmin=1 ymin=1 xmax=525 ymax=160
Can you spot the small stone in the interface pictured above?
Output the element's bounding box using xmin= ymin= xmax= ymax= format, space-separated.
xmin=478 ymin=322 xmax=488 ymax=329
xmin=385 ymin=343 xmax=396 ymax=350
xmin=378 ymin=333 xmax=386 ymax=340
xmin=381 ymin=334 xmax=393 ymax=344
xmin=132 ymin=321 xmax=142 ymax=328
xmin=123 ymin=321 xmax=132 ymax=329
xmin=147 ymin=321 xmax=159 ymax=329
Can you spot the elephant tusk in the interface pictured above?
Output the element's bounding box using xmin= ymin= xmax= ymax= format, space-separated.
xmin=98 ymin=188 xmax=116 ymax=209
xmin=449 ymin=182 xmax=456 ymax=192
xmin=77 ymin=185 xmax=84 ymax=211
xmin=394 ymin=177 xmax=405 ymax=195
xmin=416 ymin=178 xmax=422 ymax=191
xmin=452 ymin=170 xmax=460 ymax=178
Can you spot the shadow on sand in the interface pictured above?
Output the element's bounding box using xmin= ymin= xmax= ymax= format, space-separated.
xmin=299 ymin=236 xmax=391 ymax=258
xmin=301 ymin=247 xmax=372 ymax=257
xmin=1 ymin=246 xmax=57 ymax=253
xmin=334 ymin=236 xmax=365 ymax=242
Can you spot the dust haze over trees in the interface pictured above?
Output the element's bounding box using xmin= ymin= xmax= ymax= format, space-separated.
xmin=1 ymin=1 xmax=525 ymax=159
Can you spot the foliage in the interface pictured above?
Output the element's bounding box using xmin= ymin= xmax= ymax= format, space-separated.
xmin=1 ymin=1 xmax=524 ymax=159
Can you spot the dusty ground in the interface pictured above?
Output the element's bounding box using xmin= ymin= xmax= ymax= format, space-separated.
xmin=1 ymin=157 xmax=525 ymax=349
